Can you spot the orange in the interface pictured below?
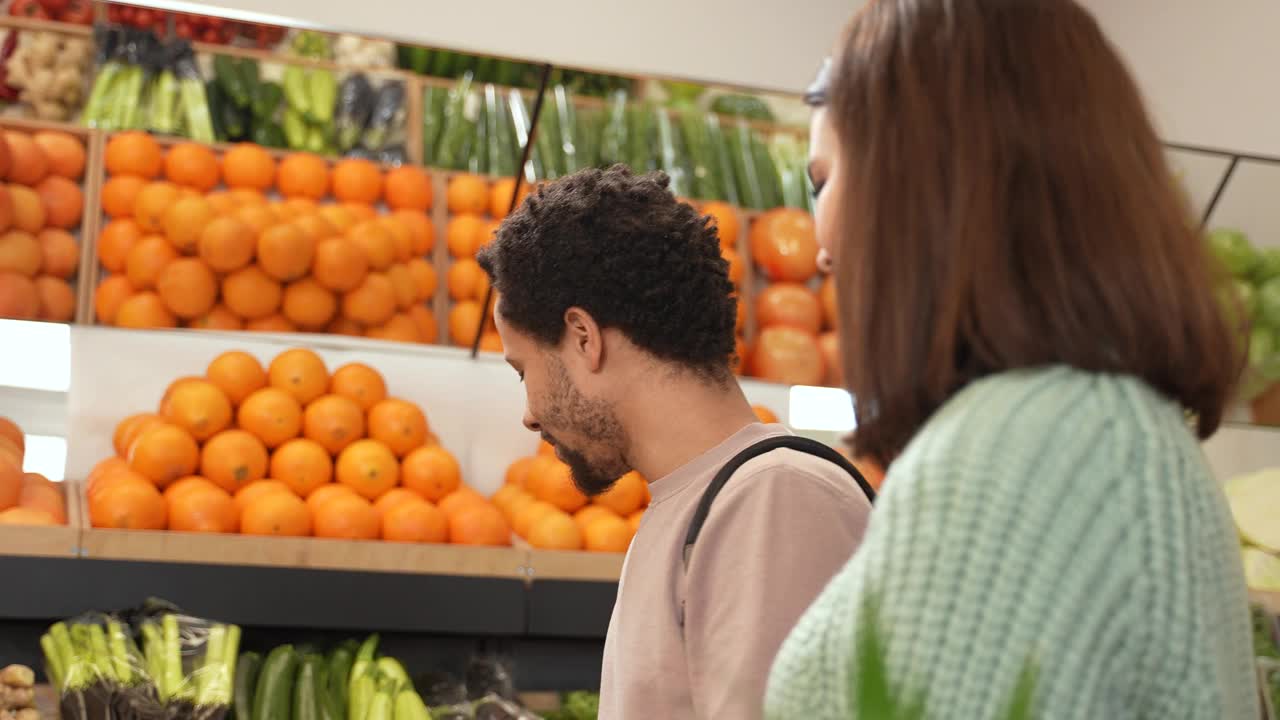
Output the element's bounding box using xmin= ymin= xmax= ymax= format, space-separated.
xmin=0 ymin=230 xmax=39 ymax=276
xmin=366 ymin=313 xmax=420 ymax=343
xmin=408 ymin=305 xmax=438 ymax=344
xmin=282 ymin=278 xmax=337 ymax=330
xmin=161 ymin=195 xmax=216 ymax=254
xmin=205 ymin=191 xmax=234 ymax=213
xmin=87 ymin=457 xmax=130 ymax=489
xmin=0 ymin=507 xmax=56 ymax=526
xmin=573 ymin=505 xmax=616 ymax=534
xmin=751 ymin=208 xmax=820 ymax=283
xmin=593 ymin=471 xmax=646 ymax=516
xmin=240 ymin=491 xmax=311 ymax=536
xmin=528 ymin=510 xmax=583 ymax=550
xmin=156 ymin=258 xmax=218 ymax=319
xmin=348 ymin=221 xmax=396 ymax=271
xmin=513 ymin=499 xmax=558 ymax=539
xmin=722 ymin=247 xmax=743 ymax=285
xmin=820 ymin=275 xmax=836 ymax=330
xmin=3 ymin=132 xmax=46 ymax=185
xmin=445 ymin=215 xmax=484 ymax=258
xmin=98 ymin=218 xmax=144 ymax=272
xmin=382 ymin=499 xmax=448 ymax=543
xmin=530 ymin=460 xmax=588 ymax=513
xmin=18 ymin=473 xmax=64 ymax=523
xmin=0 ymin=458 xmax=20 ymax=512
xmin=331 ymin=158 xmax=382 ymax=204
xmin=627 ymin=509 xmax=644 ymax=533
xmin=101 ymin=175 xmax=146 ymax=219
xmin=400 ymin=445 xmax=461 ymax=502
xmin=7 ymin=185 xmax=45 ymax=233
xmin=505 ymin=456 xmax=536 ymax=488
xmin=437 ymin=485 xmax=483 ymax=517
xmin=277 ymin=152 xmax=329 ymax=199
xmin=89 ymin=480 xmax=166 ymax=529
xmin=488 ymin=177 xmax=530 ymax=220
xmin=380 ymin=217 xmax=414 ymax=262
xmin=228 ymin=188 xmax=267 ymax=206
xmin=448 ymin=301 xmax=483 ymax=346
xmin=245 ymin=314 xmax=297 ymax=333
xmin=237 ymin=387 xmax=303 ymax=448
xmin=161 ymin=378 xmax=232 ymax=441
xmin=270 ymin=438 xmax=333 ymax=498
xmin=163 ymin=142 xmax=219 ymax=191
xmin=448 ymin=502 xmax=510 ymax=546
xmin=385 ymin=166 xmax=432 ymax=211
xmin=313 ymin=492 xmax=379 ymax=540
xmin=0 ymin=418 xmax=21 ymax=452
xmin=35 ymin=175 xmax=83 ymax=229
xmin=0 ymin=185 xmax=16 ymax=233
xmin=222 ymin=143 xmax=276 ymax=190
xmin=312 ymin=237 xmax=369 ymax=292
xmin=329 ymin=363 xmax=387 ymax=411
xmin=372 ymin=487 xmax=425 ymax=519
xmin=268 ymin=348 xmax=329 ymax=404
xmin=447 ymin=258 xmax=488 ymax=302
xmin=258 ymin=223 xmax=314 ymax=282
xmin=367 ymin=398 xmax=428 ymax=457
xmin=345 ymin=204 xmax=379 ymax=226
xmin=128 ymin=422 xmax=199 ymax=488
xmin=233 ymin=479 xmax=294 ymax=514
xmin=584 ymin=514 xmax=634 ymax=552
xmin=702 ymin=201 xmax=740 ymax=251
xmin=105 ymin=132 xmax=162 ymax=179
xmin=37 ymin=228 xmax=78 ymax=279
xmin=491 ymin=484 xmax=529 ymax=515
xmin=125 ymin=235 xmax=177 ymax=290
xmin=158 ymin=376 xmax=202 ymax=417
xmin=168 ymin=485 xmax=237 ymax=533
xmin=757 ymin=283 xmax=822 ymax=334
xmin=32 ymin=131 xmax=86 ymax=180
xmin=34 ymin=276 xmax=75 ymax=321
xmin=303 ymin=394 xmax=365 ymax=454
xmin=113 ymin=412 xmax=162 ymax=457
xmin=328 ymin=316 xmax=363 ymax=336
xmin=293 ymin=213 xmax=336 ymax=243
xmin=306 ymin=483 xmax=358 ymax=514
xmin=163 ymin=475 xmax=217 ymax=503
xmin=189 ymin=304 xmax=243 ymax=331
xmin=317 ymin=204 xmax=356 ymax=232
xmin=114 ymin=291 xmax=177 ymax=328
xmin=133 ymin=181 xmax=179 ymax=233
xmin=200 ymin=429 xmax=269 ymax=493
xmin=206 ymin=351 xmax=267 ymax=406
xmin=284 ymin=197 xmax=320 ymax=216
xmin=527 ymin=455 xmax=559 ymax=500
xmin=342 ymin=272 xmax=396 ymax=326
xmin=475 ymin=220 xmax=500 ymax=255
xmin=752 ymin=405 xmax=779 ymax=424
xmin=222 ymin=265 xmax=282 ymax=320
xmin=393 ymin=210 xmax=433 ymax=255
xmin=0 ymin=136 xmax=9 ymax=182
xmin=335 ymin=439 xmax=399 ymax=500
xmin=198 ymin=215 xmax=256 ymax=273
xmin=386 ymin=263 xmax=416 ymax=310
xmin=447 ymin=175 xmax=489 ymax=215
xmin=406 ymin=259 xmax=437 ymax=301
xmin=235 ymin=203 xmax=277 ymax=235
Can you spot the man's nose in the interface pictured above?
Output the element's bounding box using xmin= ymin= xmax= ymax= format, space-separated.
xmin=523 ymin=411 xmax=540 ymax=433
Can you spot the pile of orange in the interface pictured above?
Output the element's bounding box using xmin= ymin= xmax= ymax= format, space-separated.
xmin=94 ymin=134 xmax=440 ymax=344
xmin=0 ymin=416 xmax=69 ymax=526
xmin=0 ymin=127 xmax=87 ymax=323
xmin=86 ymin=347 xmax=510 ymax=546
xmin=443 ymin=174 xmax=524 ymax=351
xmin=745 ymin=208 xmax=837 ymax=387
xmin=491 ymin=441 xmax=648 ymax=553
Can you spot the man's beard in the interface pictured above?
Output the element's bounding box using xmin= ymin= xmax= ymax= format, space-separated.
xmin=542 ymin=356 xmax=629 ymax=496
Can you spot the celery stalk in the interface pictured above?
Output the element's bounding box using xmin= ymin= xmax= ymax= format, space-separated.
xmin=162 ymin=615 xmax=183 ymax=701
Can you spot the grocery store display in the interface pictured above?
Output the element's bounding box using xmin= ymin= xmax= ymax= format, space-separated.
xmin=0 ymin=125 xmax=86 ymax=322
xmin=93 ymin=133 xmax=438 ymax=341
xmin=1211 ymin=228 xmax=1280 ymax=425
xmin=494 ymin=443 xmax=645 ymax=553
xmin=0 ymin=416 xmax=68 ymax=525
xmin=2 ymin=30 xmax=92 ymax=121
xmin=85 ymin=347 xmax=518 ymax=547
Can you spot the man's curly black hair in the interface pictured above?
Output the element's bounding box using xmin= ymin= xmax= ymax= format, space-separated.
xmin=477 ymin=165 xmax=737 ymax=381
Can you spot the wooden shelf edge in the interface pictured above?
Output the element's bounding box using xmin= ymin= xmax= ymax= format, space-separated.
xmin=527 ymin=548 xmax=623 ymax=583
xmin=0 ymin=15 xmax=92 ymax=37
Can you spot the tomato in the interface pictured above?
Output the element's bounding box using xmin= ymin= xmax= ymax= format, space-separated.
xmin=201 ymin=27 xmax=220 ymax=43
xmin=37 ymin=0 xmax=69 ymax=14
xmin=57 ymin=0 xmax=94 ymax=24
xmin=175 ymin=19 xmax=193 ymax=38
xmin=133 ymin=8 xmax=152 ymax=24
xmin=9 ymin=0 xmax=51 ymax=19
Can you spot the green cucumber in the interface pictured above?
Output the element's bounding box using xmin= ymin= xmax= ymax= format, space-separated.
xmin=325 ymin=646 xmax=354 ymax=713
xmin=232 ymin=651 xmax=260 ymax=720
xmin=252 ymin=81 xmax=283 ymax=120
xmin=251 ymin=645 xmax=297 ymax=720
xmin=598 ymin=90 xmax=628 ymax=167
xmin=282 ymin=66 xmax=312 ymax=117
xmin=434 ymin=73 xmax=475 ymax=170
xmin=422 ymin=85 xmax=447 ymax=165
xmin=705 ymin=114 xmax=739 ymax=205
xmin=214 ymin=55 xmax=251 ymax=108
xmin=292 ymin=654 xmax=323 ymax=720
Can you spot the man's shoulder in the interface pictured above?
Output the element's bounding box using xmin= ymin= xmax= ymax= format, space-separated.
xmin=717 ymin=442 xmax=872 ymax=512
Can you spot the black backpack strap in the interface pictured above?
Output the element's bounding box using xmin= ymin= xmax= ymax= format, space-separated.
xmin=681 ymin=435 xmax=876 ymax=568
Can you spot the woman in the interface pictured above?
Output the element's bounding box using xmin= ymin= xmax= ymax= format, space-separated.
xmin=765 ymin=1 xmax=1259 ymax=718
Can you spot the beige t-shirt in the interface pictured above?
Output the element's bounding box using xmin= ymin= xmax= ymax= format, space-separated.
xmin=597 ymin=423 xmax=871 ymax=720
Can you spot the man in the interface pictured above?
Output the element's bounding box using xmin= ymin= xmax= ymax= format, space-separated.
xmin=477 ymin=166 xmax=871 ymax=719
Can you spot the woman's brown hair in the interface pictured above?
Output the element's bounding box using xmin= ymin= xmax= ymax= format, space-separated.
xmin=823 ymin=0 xmax=1241 ymax=467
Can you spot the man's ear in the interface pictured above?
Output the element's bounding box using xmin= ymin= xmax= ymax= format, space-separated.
xmin=563 ymin=307 xmax=604 ymax=372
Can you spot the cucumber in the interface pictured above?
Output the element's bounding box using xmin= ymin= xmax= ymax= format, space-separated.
xmin=750 ymin=129 xmax=783 ymax=209
xmin=655 ymin=108 xmax=690 ymax=197
xmin=232 ymin=652 xmax=261 ymax=720
xmin=626 ymin=104 xmax=655 ymax=173
xmin=469 ymin=99 xmax=489 ymax=174
xmin=251 ymin=645 xmax=297 ymax=720
xmin=534 ymin=97 xmax=562 ymax=179
xmin=214 ymin=54 xmax=251 ymax=108
xmin=434 ymin=72 xmax=475 ymax=170
xmin=679 ymin=109 xmax=719 ymax=201
xmin=325 ymin=646 xmax=354 ymax=713
xmin=554 ymin=85 xmax=579 ymax=173
xmin=484 ymin=84 xmax=513 ymax=176
xmin=421 ymin=85 xmax=447 ymax=165
xmin=292 ymin=654 xmax=323 ymax=720
xmin=598 ymin=90 xmax=628 ymax=167
xmin=727 ymin=120 xmax=763 ymax=208
xmin=705 ymin=114 xmax=739 ymax=205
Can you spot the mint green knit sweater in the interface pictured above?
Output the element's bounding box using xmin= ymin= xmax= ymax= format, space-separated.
xmin=765 ymin=367 xmax=1260 ymax=719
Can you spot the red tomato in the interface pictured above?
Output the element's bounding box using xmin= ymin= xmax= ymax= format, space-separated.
xmin=57 ymin=0 xmax=94 ymax=24
xmin=10 ymin=0 xmax=51 ymax=19
xmin=37 ymin=0 xmax=70 ymax=15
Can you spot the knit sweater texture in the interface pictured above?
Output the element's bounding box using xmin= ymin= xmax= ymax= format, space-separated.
xmin=764 ymin=366 xmax=1259 ymax=719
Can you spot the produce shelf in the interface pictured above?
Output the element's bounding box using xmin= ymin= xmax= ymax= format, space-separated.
xmin=0 ymin=480 xmax=80 ymax=559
